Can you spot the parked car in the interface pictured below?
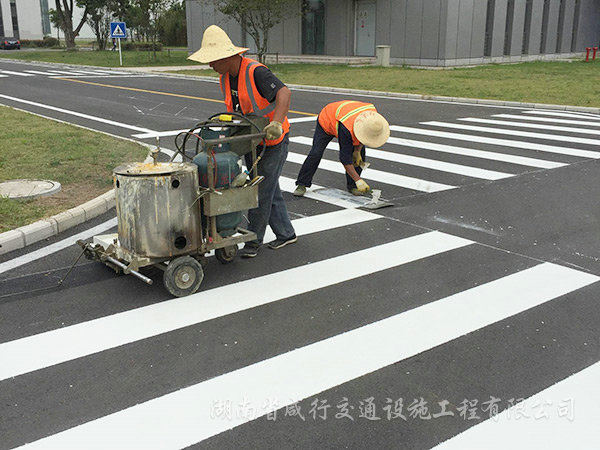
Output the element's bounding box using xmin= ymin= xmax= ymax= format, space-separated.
xmin=0 ymin=37 xmax=20 ymax=50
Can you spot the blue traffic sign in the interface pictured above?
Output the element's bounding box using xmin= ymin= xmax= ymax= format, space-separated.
xmin=110 ymin=22 xmax=127 ymax=39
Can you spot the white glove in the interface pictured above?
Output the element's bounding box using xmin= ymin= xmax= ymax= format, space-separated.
xmin=264 ymin=121 xmax=283 ymax=140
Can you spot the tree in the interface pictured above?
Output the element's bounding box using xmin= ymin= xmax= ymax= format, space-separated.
xmin=210 ymin=0 xmax=301 ymax=63
xmin=50 ymin=0 xmax=90 ymax=50
xmin=158 ymin=1 xmax=186 ymax=46
xmin=79 ymin=0 xmax=113 ymax=50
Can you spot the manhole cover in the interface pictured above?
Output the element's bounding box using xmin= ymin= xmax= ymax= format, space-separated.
xmin=0 ymin=179 xmax=62 ymax=199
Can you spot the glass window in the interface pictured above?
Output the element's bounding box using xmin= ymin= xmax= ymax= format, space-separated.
xmin=302 ymin=0 xmax=325 ymax=55
xmin=10 ymin=0 xmax=19 ymax=39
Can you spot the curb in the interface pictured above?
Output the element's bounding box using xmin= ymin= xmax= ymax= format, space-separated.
xmin=0 ymin=191 xmax=115 ymax=255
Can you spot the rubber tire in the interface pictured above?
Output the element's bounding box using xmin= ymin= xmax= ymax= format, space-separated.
xmin=215 ymin=245 xmax=238 ymax=264
xmin=163 ymin=256 xmax=204 ymax=297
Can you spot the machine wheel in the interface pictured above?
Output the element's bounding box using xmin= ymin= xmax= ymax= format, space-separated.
xmin=163 ymin=256 xmax=204 ymax=297
xmin=215 ymin=245 xmax=238 ymax=264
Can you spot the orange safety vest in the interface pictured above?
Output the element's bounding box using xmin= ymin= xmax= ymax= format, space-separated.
xmin=318 ymin=101 xmax=377 ymax=146
xmin=220 ymin=57 xmax=290 ymax=146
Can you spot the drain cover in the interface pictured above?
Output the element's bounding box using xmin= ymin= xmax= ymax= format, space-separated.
xmin=0 ymin=179 xmax=62 ymax=199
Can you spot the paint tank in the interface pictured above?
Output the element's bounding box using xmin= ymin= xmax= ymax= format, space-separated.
xmin=192 ymin=151 xmax=242 ymax=235
xmin=113 ymin=162 xmax=201 ymax=258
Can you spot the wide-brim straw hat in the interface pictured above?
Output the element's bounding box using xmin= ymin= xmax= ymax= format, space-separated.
xmin=354 ymin=111 xmax=390 ymax=148
xmin=188 ymin=25 xmax=249 ymax=64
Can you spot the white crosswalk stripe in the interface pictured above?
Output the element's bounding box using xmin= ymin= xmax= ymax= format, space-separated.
xmin=287 ymin=151 xmax=456 ymax=192
xmin=492 ymin=113 xmax=600 ymax=127
xmin=290 ymin=136 xmax=512 ymax=180
xmin=459 ymin=117 xmax=600 ymax=136
xmin=422 ymin=121 xmax=600 ymax=146
xmin=4 ymin=108 xmax=600 ymax=448
xmin=390 ymin=124 xmax=600 ymax=159
xmin=523 ymin=110 xmax=600 ymax=121
xmin=10 ymin=258 xmax=598 ymax=449
xmin=0 ymin=69 xmax=34 ymax=76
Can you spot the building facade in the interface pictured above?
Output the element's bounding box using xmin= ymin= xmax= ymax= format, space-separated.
xmin=186 ymin=0 xmax=600 ymax=66
xmin=0 ymin=0 xmax=93 ymax=40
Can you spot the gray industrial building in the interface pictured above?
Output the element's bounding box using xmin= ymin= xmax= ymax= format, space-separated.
xmin=186 ymin=0 xmax=600 ymax=66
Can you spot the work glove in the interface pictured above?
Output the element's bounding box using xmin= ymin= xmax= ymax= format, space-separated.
xmin=355 ymin=178 xmax=370 ymax=193
xmin=352 ymin=149 xmax=370 ymax=170
xmin=352 ymin=149 xmax=363 ymax=167
xmin=264 ymin=121 xmax=283 ymax=140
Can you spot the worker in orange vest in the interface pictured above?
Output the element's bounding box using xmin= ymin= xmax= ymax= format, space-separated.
xmin=188 ymin=25 xmax=296 ymax=258
xmin=294 ymin=100 xmax=389 ymax=196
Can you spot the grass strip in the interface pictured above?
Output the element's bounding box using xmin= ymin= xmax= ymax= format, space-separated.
xmin=0 ymin=106 xmax=149 ymax=232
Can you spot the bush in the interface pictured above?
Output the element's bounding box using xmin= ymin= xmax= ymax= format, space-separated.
xmin=121 ymin=41 xmax=163 ymax=52
xmin=20 ymin=36 xmax=60 ymax=48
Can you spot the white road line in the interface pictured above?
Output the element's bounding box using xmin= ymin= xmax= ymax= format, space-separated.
xmin=385 ymin=136 xmax=564 ymax=169
xmin=0 ymin=74 xmax=7 ymax=78
xmin=50 ymin=70 xmax=90 ymax=75
xmin=67 ymin=70 xmax=114 ymax=75
xmin=435 ymin=361 xmax=600 ymax=449
xmin=423 ymin=121 xmax=600 ymax=146
xmin=492 ymin=113 xmax=600 ymax=127
xmin=290 ymin=136 xmax=512 ymax=180
xmin=390 ymin=125 xmax=600 ymax=159
xmin=18 ymin=263 xmax=598 ymax=450
xmin=288 ymin=116 xmax=318 ymax=123
xmin=0 ymin=218 xmax=118 ymax=275
xmin=287 ymin=151 xmax=456 ymax=192
xmin=460 ymin=117 xmax=600 ymax=136
xmin=523 ymin=110 xmax=600 ymax=121
xmin=0 ymin=231 xmax=471 ymax=382
xmin=0 ymin=93 xmax=154 ymax=133
xmin=133 ymin=129 xmax=187 ymax=139
xmin=0 ymin=70 xmax=34 ymax=76
xmin=24 ymin=70 xmax=62 ymax=76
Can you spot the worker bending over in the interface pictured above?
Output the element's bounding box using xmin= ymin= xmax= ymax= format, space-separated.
xmin=188 ymin=25 xmax=296 ymax=258
xmin=294 ymin=101 xmax=389 ymax=196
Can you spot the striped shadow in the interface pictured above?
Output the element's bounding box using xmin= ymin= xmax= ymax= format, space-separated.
xmin=390 ymin=125 xmax=600 ymax=159
xmin=290 ymin=136 xmax=512 ymax=180
xmin=19 ymin=262 xmax=598 ymax=449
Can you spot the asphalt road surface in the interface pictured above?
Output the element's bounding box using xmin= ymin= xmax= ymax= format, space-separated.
xmin=1 ymin=58 xmax=600 ymax=449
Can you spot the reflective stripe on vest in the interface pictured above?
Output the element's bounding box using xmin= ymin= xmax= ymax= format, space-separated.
xmin=220 ymin=57 xmax=290 ymax=146
xmin=318 ymin=101 xmax=376 ymax=146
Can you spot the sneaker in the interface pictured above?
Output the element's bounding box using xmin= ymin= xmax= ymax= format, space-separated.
xmin=293 ymin=185 xmax=306 ymax=197
xmin=267 ymin=234 xmax=298 ymax=249
xmin=240 ymin=243 xmax=260 ymax=258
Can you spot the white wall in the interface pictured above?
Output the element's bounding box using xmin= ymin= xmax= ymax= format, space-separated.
xmin=0 ymin=0 xmax=94 ymax=39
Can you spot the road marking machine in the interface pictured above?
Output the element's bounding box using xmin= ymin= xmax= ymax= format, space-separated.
xmin=78 ymin=113 xmax=268 ymax=297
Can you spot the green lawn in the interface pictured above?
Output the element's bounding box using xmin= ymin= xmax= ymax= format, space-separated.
xmin=0 ymin=106 xmax=149 ymax=232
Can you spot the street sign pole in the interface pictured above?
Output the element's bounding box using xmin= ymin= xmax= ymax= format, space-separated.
xmin=110 ymin=22 xmax=127 ymax=68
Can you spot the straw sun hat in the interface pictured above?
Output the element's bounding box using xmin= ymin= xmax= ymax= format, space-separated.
xmin=188 ymin=25 xmax=249 ymax=64
xmin=353 ymin=111 xmax=390 ymax=148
